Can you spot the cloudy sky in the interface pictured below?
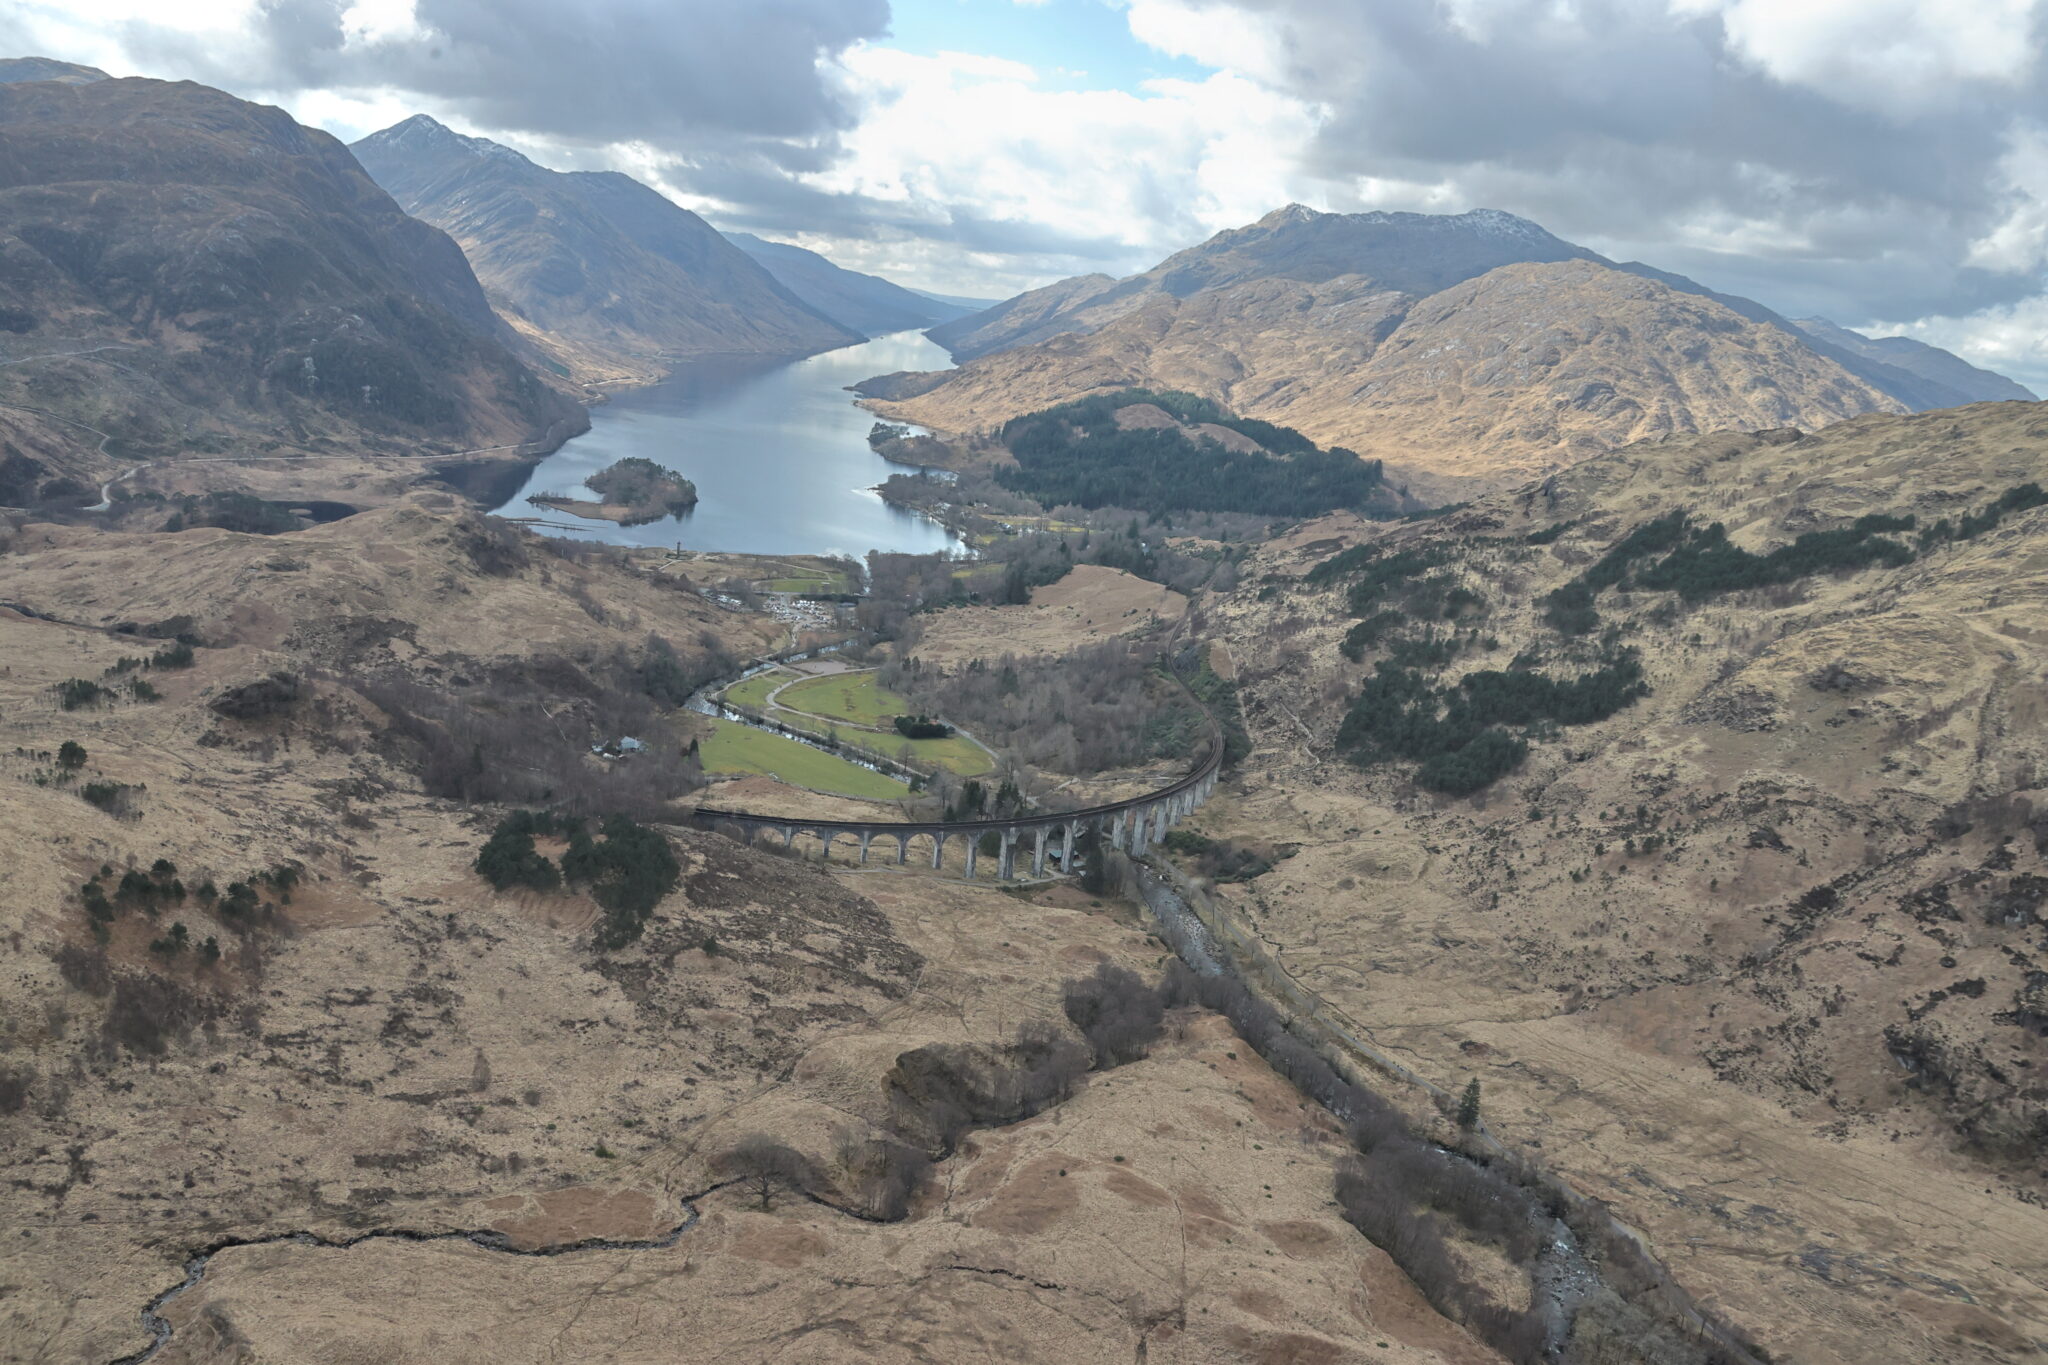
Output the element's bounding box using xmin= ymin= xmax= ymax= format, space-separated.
xmin=8 ymin=0 xmax=2048 ymax=386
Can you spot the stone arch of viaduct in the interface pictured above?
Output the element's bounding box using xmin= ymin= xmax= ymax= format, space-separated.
xmin=690 ymin=734 xmax=1224 ymax=883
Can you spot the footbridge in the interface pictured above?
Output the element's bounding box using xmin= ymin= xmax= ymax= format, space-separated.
xmin=691 ymin=735 xmax=1223 ymax=882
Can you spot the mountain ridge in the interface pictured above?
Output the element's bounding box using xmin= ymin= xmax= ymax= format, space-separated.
xmin=882 ymin=205 xmax=2032 ymax=488
xmin=352 ymin=115 xmax=858 ymax=382
xmin=1790 ymin=313 xmax=2036 ymax=404
xmin=0 ymin=76 xmax=585 ymax=498
xmin=722 ymin=230 xmax=972 ymax=337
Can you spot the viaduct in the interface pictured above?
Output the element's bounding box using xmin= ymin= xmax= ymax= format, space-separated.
xmin=691 ymin=734 xmax=1224 ymax=882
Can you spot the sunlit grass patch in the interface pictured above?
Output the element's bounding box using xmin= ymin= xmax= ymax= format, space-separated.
xmin=698 ymin=720 xmax=910 ymax=801
xmin=722 ymin=668 xmax=793 ymax=712
xmin=776 ymin=672 xmax=905 ymax=728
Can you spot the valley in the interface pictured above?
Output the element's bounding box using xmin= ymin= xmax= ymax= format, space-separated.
xmin=2 ymin=41 xmax=2047 ymax=1365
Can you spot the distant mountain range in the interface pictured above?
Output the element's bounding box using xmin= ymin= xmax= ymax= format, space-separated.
xmin=721 ymin=232 xmax=975 ymax=338
xmin=882 ymin=205 xmax=2035 ymax=490
xmin=1789 ymin=315 xmax=2035 ymax=405
xmin=352 ymin=116 xmax=859 ymax=382
xmin=0 ymin=72 xmax=584 ymax=500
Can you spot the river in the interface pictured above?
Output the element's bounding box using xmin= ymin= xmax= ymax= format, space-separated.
xmin=491 ymin=331 xmax=961 ymax=557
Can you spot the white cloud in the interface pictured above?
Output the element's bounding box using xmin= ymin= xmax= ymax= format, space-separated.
xmin=1 ymin=0 xmax=262 ymax=77
xmin=339 ymin=0 xmax=427 ymax=48
xmin=1124 ymin=0 xmax=1290 ymax=84
xmin=1684 ymin=0 xmax=2043 ymax=112
xmin=1966 ymin=121 xmax=2048 ymax=273
xmin=1887 ymin=297 xmax=2048 ymax=394
xmin=730 ymin=42 xmax=1321 ymax=294
xmin=8 ymin=0 xmax=2048 ymax=372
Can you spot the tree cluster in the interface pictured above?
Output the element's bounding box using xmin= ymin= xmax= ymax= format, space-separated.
xmin=1161 ymin=829 xmax=1290 ymax=883
xmin=55 ymin=678 xmax=110 ymax=711
xmin=472 ymin=809 xmax=679 ymax=950
xmin=583 ymin=456 xmax=697 ymax=514
xmin=996 ymin=389 xmax=1384 ymax=517
xmin=882 ymin=641 xmax=1203 ymax=778
xmin=1544 ymin=507 xmax=1917 ymax=634
xmin=1919 ymin=481 xmax=2048 ymax=547
xmin=1061 ymin=964 xmax=1165 ymax=1067
xmin=474 ymin=810 xmax=565 ymax=892
xmin=1335 ymin=652 xmax=1648 ymax=795
xmin=358 ymin=649 xmax=704 ymax=819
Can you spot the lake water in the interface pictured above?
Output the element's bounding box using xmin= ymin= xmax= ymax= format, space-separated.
xmin=491 ymin=331 xmax=960 ymax=557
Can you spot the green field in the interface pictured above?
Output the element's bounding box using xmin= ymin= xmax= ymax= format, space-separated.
xmin=772 ymin=671 xmax=994 ymax=776
xmin=698 ymin=720 xmax=911 ymax=801
xmin=896 ymin=733 xmax=994 ymax=777
xmin=723 ymin=668 xmax=793 ymax=712
xmin=774 ymin=711 xmax=993 ymax=778
xmin=776 ymin=672 xmax=906 ymax=727
xmin=718 ymin=668 xmax=993 ymax=778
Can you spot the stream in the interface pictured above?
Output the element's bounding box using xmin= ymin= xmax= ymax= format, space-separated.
xmin=110 ymin=1203 xmax=703 ymax=1365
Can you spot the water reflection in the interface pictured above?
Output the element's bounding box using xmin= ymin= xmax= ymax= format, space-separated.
xmin=492 ymin=331 xmax=962 ymax=558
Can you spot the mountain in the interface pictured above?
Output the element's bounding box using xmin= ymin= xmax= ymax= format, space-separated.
xmin=0 ymin=57 xmax=107 ymax=84
xmin=1792 ymin=315 xmax=2037 ymax=404
xmin=928 ymin=206 xmax=1602 ymax=363
xmin=924 ymin=271 xmax=1121 ymax=361
xmin=875 ymin=256 xmax=1904 ymax=489
xmin=352 ymin=116 xmax=858 ymax=382
xmin=884 ymin=205 xmax=2035 ymax=490
xmin=0 ymin=74 xmax=584 ymax=500
xmin=909 ymin=286 xmax=1001 ymax=312
xmin=722 ymin=231 xmax=974 ymax=337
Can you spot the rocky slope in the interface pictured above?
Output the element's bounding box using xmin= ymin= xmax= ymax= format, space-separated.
xmin=1175 ymin=398 xmax=2048 ymax=1362
xmin=724 ymin=231 xmax=971 ymax=338
xmin=878 ymin=257 xmax=1904 ymax=490
xmin=353 ymin=116 xmax=858 ymax=383
xmin=0 ymin=76 xmax=586 ymax=501
xmin=886 ymin=206 xmax=2029 ymax=492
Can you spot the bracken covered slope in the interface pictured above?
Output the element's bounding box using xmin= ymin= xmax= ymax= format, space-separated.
xmin=1179 ymin=398 xmax=2048 ymax=1362
xmin=0 ymin=502 xmax=1490 ymax=1365
xmin=0 ymin=77 xmax=586 ymax=498
xmin=886 ymin=206 xmax=2033 ymax=492
xmin=878 ymin=257 xmax=1904 ymax=490
xmin=353 ymin=116 xmax=859 ymax=383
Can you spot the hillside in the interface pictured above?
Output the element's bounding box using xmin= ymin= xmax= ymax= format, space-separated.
xmin=353 ymin=116 xmax=858 ymax=383
xmin=0 ymin=76 xmax=586 ymax=502
xmin=876 ymin=258 xmax=1905 ymax=489
xmin=0 ymin=499 xmax=1499 ymax=1364
xmin=1177 ymin=398 xmax=2048 ymax=1362
xmin=885 ymin=206 xmax=2030 ymax=491
xmin=724 ymin=231 xmax=972 ymax=337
